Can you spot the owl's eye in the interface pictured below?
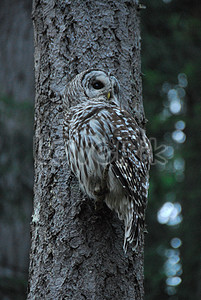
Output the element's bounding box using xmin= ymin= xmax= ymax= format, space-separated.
xmin=92 ymin=80 xmax=105 ymax=90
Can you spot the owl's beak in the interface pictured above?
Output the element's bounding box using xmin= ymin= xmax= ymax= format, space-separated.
xmin=107 ymin=92 xmax=111 ymax=99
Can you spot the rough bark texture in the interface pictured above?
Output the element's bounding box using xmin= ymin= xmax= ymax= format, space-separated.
xmin=28 ymin=0 xmax=145 ymax=299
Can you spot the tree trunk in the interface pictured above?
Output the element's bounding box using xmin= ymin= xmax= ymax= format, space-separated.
xmin=28 ymin=0 xmax=145 ymax=299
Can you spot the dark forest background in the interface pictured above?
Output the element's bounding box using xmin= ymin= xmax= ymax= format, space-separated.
xmin=0 ymin=0 xmax=200 ymax=299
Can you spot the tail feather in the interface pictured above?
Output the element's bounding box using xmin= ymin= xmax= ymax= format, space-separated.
xmin=123 ymin=211 xmax=144 ymax=253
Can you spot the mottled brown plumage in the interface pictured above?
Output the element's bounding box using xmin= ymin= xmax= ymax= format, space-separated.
xmin=63 ymin=69 xmax=152 ymax=252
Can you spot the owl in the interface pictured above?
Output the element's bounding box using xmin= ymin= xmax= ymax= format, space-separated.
xmin=63 ymin=69 xmax=152 ymax=252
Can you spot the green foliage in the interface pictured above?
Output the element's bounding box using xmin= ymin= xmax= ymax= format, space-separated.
xmin=142 ymin=0 xmax=201 ymax=299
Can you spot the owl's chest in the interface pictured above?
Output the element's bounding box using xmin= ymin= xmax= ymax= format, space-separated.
xmin=68 ymin=108 xmax=114 ymax=143
xmin=65 ymin=112 xmax=113 ymax=179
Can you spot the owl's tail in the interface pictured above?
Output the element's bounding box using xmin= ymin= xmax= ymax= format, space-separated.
xmin=123 ymin=207 xmax=144 ymax=253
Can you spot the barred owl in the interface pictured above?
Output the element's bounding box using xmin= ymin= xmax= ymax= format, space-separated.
xmin=63 ymin=69 xmax=152 ymax=252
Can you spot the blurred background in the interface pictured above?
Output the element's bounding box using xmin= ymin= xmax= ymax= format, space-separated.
xmin=0 ymin=0 xmax=200 ymax=299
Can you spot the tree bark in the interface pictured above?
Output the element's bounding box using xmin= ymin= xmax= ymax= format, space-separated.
xmin=28 ymin=0 xmax=145 ymax=299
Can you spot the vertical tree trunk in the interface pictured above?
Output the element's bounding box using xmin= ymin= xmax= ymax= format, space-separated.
xmin=28 ymin=1 xmax=145 ymax=299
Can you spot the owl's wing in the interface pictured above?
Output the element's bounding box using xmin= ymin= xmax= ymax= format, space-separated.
xmin=107 ymin=107 xmax=152 ymax=197
xmin=106 ymin=107 xmax=152 ymax=250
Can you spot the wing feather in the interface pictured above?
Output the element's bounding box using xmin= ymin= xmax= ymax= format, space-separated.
xmin=106 ymin=107 xmax=152 ymax=250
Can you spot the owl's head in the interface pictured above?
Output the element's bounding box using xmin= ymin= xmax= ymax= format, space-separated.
xmin=64 ymin=69 xmax=121 ymax=108
xmin=81 ymin=69 xmax=120 ymax=105
xmin=81 ymin=69 xmax=119 ymax=104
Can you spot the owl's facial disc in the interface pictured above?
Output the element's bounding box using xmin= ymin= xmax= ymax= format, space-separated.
xmin=82 ymin=70 xmax=119 ymax=104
